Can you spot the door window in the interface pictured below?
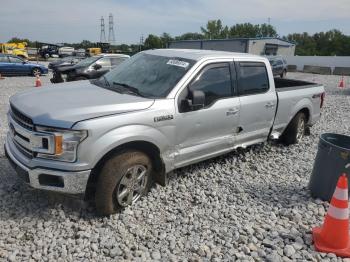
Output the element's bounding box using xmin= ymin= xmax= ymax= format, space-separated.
xmin=188 ymin=63 xmax=233 ymax=107
xmin=9 ymin=57 xmax=23 ymax=63
xmin=0 ymin=56 xmax=9 ymax=62
xmin=237 ymin=62 xmax=269 ymax=95
xmin=96 ymin=57 xmax=111 ymax=68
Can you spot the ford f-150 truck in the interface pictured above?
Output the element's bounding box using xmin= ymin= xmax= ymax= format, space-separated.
xmin=5 ymin=49 xmax=325 ymax=215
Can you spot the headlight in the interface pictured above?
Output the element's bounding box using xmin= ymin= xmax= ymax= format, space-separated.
xmin=35 ymin=126 xmax=87 ymax=162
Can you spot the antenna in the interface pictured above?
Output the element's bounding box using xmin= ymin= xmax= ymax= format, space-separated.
xmin=268 ymin=17 xmax=271 ymax=25
xmin=108 ymin=13 xmax=116 ymax=45
xmin=100 ymin=16 xmax=106 ymax=42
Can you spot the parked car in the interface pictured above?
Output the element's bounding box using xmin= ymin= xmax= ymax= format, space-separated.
xmin=48 ymin=56 xmax=85 ymax=70
xmin=58 ymin=46 xmax=75 ymax=57
xmin=5 ymin=49 xmax=325 ymax=215
xmin=0 ymin=54 xmax=48 ymax=76
xmin=38 ymin=44 xmax=60 ymax=59
xmin=50 ymin=53 xmax=130 ymax=83
xmin=268 ymin=56 xmax=288 ymax=78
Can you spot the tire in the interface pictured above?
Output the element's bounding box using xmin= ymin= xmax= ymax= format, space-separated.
xmin=32 ymin=68 xmax=41 ymax=76
xmin=45 ymin=53 xmax=50 ymax=60
xmin=280 ymin=70 xmax=287 ymax=78
xmin=95 ymin=151 xmax=153 ymax=215
xmin=281 ymin=112 xmax=306 ymax=145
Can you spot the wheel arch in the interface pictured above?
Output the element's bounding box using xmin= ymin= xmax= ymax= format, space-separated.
xmin=85 ymin=140 xmax=167 ymax=199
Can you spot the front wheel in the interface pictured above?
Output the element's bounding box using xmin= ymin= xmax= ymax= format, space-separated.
xmin=281 ymin=112 xmax=306 ymax=145
xmin=95 ymin=151 xmax=153 ymax=215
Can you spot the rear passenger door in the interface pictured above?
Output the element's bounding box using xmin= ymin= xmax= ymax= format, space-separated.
xmin=235 ymin=61 xmax=277 ymax=146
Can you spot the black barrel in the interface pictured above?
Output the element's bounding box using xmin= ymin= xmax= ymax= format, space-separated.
xmin=309 ymin=133 xmax=350 ymax=201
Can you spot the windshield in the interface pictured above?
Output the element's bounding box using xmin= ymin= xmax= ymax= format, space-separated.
xmin=75 ymin=56 xmax=100 ymax=67
xmin=102 ymin=53 xmax=195 ymax=98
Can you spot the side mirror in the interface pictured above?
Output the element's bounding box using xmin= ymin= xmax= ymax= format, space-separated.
xmin=93 ymin=64 xmax=102 ymax=70
xmin=181 ymin=89 xmax=205 ymax=112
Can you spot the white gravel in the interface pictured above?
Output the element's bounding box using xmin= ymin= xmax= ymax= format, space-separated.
xmin=0 ymin=72 xmax=350 ymax=261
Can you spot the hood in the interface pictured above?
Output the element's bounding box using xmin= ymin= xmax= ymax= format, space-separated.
xmin=10 ymin=80 xmax=155 ymax=129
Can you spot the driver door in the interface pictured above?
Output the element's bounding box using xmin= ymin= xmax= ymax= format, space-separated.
xmin=174 ymin=62 xmax=240 ymax=168
xmin=8 ymin=56 xmax=26 ymax=75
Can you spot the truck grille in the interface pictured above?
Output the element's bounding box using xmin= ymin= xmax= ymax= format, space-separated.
xmin=10 ymin=104 xmax=34 ymax=131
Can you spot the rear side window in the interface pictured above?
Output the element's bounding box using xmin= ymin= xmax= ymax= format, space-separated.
xmin=189 ymin=63 xmax=232 ymax=106
xmin=237 ymin=62 xmax=269 ymax=95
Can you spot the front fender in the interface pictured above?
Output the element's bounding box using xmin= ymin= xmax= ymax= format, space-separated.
xmin=78 ymin=124 xmax=174 ymax=171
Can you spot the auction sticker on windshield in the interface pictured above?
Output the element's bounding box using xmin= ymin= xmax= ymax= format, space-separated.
xmin=167 ymin=59 xmax=189 ymax=68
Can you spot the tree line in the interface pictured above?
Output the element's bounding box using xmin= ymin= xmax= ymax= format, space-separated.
xmin=6 ymin=20 xmax=350 ymax=56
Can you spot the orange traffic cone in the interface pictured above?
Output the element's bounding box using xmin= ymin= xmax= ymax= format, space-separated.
xmin=35 ymin=75 xmax=42 ymax=87
xmin=312 ymin=174 xmax=350 ymax=257
xmin=338 ymin=76 xmax=345 ymax=89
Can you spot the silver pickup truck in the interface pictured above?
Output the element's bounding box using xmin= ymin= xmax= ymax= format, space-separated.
xmin=5 ymin=49 xmax=325 ymax=215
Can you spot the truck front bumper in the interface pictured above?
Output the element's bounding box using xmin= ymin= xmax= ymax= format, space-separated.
xmin=5 ymin=135 xmax=91 ymax=196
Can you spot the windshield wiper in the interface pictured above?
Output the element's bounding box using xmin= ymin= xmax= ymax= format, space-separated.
xmin=112 ymin=82 xmax=147 ymax=97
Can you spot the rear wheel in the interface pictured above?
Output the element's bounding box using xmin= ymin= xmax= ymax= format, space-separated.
xmin=32 ymin=68 xmax=41 ymax=76
xmin=281 ymin=112 xmax=306 ymax=145
xmin=95 ymin=151 xmax=153 ymax=215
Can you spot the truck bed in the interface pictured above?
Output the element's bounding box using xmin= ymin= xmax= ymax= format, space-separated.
xmin=274 ymin=78 xmax=318 ymax=91
xmin=272 ymin=78 xmax=324 ymax=138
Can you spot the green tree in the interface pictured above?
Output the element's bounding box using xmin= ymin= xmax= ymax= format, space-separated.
xmin=144 ymin=34 xmax=163 ymax=49
xmin=259 ymin=23 xmax=277 ymax=37
xmin=160 ymin=32 xmax=173 ymax=47
xmin=175 ymin=32 xmax=204 ymax=41
xmin=229 ymin=23 xmax=260 ymax=38
xmin=201 ymin=19 xmax=227 ymax=39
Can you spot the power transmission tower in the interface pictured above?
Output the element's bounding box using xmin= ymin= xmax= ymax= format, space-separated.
xmin=108 ymin=13 xmax=116 ymax=45
xmin=100 ymin=16 xmax=106 ymax=42
xmin=139 ymin=35 xmax=144 ymax=52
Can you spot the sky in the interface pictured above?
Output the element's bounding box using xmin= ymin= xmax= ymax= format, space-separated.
xmin=1 ymin=0 xmax=350 ymax=44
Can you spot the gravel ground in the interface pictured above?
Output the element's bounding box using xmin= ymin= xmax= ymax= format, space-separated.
xmin=0 ymin=72 xmax=350 ymax=261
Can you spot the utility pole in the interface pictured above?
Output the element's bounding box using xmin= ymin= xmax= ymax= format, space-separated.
xmin=108 ymin=13 xmax=116 ymax=45
xmin=100 ymin=16 xmax=106 ymax=42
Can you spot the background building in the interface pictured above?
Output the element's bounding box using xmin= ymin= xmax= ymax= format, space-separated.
xmin=168 ymin=37 xmax=296 ymax=56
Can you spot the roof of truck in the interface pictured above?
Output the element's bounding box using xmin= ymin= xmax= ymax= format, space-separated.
xmin=144 ymin=49 xmax=263 ymax=61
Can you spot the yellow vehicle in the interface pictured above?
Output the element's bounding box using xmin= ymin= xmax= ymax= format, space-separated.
xmin=87 ymin=47 xmax=101 ymax=56
xmin=0 ymin=42 xmax=29 ymax=59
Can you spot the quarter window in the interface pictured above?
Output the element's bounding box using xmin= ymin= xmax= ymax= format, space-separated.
xmin=189 ymin=63 xmax=232 ymax=106
xmin=237 ymin=62 xmax=269 ymax=95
